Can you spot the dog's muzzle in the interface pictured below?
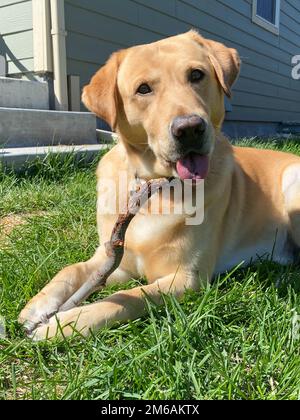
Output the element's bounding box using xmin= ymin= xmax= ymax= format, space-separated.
xmin=169 ymin=114 xmax=210 ymax=180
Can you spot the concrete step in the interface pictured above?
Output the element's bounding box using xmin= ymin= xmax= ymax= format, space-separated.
xmin=96 ymin=129 xmax=118 ymax=144
xmin=0 ymin=144 xmax=110 ymax=169
xmin=0 ymin=77 xmax=49 ymax=110
xmin=0 ymin=107 xmax=97 ymax=147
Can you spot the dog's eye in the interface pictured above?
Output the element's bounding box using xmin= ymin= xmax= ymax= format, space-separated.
xmin=137 ymin=84 xmax=152 ymax=95
xmin=190 ymin=69 xmax=205 ymax=83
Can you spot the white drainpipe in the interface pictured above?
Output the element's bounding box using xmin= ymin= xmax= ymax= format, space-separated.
xmin=32 ymin=0 xmax=53 ymax=74
xmin=50 ymin=0 xmax=69 ymax=111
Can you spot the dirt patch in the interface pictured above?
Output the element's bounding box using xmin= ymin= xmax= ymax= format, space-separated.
xmin=0 ymin=211 xmax=49 ymax=241
xmin=0 ymin=215 xmax=26 ymax=238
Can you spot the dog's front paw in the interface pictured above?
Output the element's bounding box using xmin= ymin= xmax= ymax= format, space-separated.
xmin=28 ymin=307 xmax=90 ymax=342
xmin=18 ymin=295 xmax=60 ymax=336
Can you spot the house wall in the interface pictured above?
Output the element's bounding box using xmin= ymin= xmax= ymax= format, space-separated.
xmin=0 ymin=0 xmax=34 ymax=76
xmin=64 ymin=0 xmax=300 ymax=136
xmin=1 ymin=0 xmax=299 ymax=136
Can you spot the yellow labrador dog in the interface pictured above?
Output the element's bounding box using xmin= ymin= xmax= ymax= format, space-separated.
xmin=19 ymin=31 xmax=300 ymax=340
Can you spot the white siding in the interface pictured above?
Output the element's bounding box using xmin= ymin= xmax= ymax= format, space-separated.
xmin=0 ymin=0 xmax=34 ymax=75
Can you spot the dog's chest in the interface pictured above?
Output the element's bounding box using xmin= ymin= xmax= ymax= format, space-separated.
xmin=126 ymin=186 xmax=197 ymax=249
xmin=127 ymin=211 xmax=185 ymax=248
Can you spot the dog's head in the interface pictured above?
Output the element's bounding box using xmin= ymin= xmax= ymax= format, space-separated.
xmin=83 ymin=31 xmax=240 ymax=180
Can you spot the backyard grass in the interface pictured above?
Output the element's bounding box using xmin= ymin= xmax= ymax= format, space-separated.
xmin=0 ymin=139 xmax=300 ymax=400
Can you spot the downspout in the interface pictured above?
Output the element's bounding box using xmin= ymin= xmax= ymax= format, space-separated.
xmin=50 ymin=0 xmax=68 ymax=111
xmin=32 ymin=0 xmax=53 ymax=74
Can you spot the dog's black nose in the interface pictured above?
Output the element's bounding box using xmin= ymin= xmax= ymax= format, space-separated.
xmin=171 ymin=115 xmax=206 ymax=142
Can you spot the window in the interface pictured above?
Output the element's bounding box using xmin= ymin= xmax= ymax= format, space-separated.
xmin=252 ymin=0 xmax=281 ymax=35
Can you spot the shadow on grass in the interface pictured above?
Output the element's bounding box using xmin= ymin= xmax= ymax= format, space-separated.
xmin=213 ymin=259 xmax=300 ymax=297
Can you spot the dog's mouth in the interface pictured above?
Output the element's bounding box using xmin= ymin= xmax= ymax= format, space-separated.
xmin=175 ymin=152 xmax=210 ymax=180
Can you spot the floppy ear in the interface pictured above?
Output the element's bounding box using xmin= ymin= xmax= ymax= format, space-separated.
xmin=189 ymin=31 xmax=241 ymax=98
xmin=206 ymin=39 xmax=241 ymax=98
xmin=82 ymin=50 xmax=126 ymax=129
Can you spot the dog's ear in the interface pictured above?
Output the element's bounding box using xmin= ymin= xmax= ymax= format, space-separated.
xmin=82 ymin=50 xmax=126 ymax=129
xmin=189 ymin=30 xmax=241 ymax=98
xmin=206 ymin=40 xmax=241 ymax=98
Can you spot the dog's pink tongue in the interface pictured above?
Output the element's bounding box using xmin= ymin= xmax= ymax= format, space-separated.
xmin=176 ymin=153 xmax=209 ymax=180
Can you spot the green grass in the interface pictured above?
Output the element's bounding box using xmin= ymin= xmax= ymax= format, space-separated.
xmin=1 ymin=139 xmax=300 ymax=400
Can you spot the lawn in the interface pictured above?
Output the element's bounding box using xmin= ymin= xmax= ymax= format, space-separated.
xmin=0 ymin=139 xmax=300 ymax=400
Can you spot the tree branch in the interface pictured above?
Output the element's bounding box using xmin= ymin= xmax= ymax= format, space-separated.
xmin=59 ymin=178 xmax=169 ymax=312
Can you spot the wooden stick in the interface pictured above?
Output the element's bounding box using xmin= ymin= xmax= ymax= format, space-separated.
xmin=59 ymin=178 xmax=168 ymax=312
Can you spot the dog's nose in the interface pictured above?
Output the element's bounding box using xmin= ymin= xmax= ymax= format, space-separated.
xmin=171 ymin=115 xmax=206 ymax=142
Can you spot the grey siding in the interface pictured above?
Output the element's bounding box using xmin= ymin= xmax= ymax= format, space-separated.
xmin=0 ymin=0 xmax=34 ymax=75
xmin=65 ymin=0 xmax=300 ymax=128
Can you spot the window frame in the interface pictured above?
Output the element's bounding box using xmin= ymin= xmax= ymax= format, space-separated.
xmin=252 ymin=0 xmax=281 ymax=35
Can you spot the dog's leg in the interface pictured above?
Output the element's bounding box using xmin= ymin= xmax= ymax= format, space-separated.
xmin=18 ymin=246 xmax=132 ymax=334
xmin=29 ymin=269 xmax=199 ymax=341
xmin=283 ymin=165 xmax=300 ymax=250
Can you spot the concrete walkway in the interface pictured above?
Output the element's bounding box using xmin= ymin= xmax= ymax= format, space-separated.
xmin=0 ymin=144 xmax=110 ymax=169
